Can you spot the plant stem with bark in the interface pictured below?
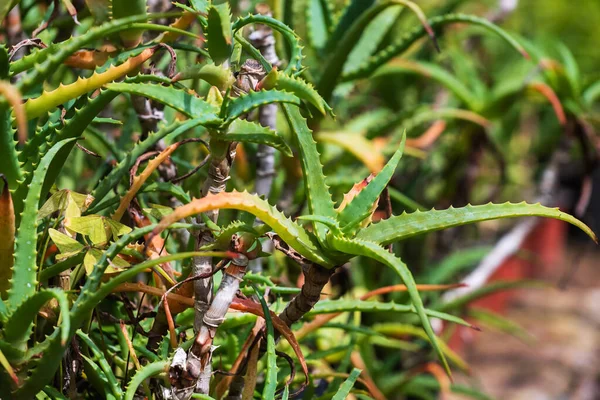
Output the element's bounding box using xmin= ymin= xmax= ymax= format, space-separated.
xmin=249 ymin=4 xmax=281 ymax=273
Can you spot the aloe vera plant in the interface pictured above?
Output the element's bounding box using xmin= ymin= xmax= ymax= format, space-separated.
xmin=0 ymin=1 xmax=597 ymax=399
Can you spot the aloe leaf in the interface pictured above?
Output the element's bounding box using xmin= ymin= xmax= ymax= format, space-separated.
xmin=318 ymin=0 xmax=437 ymax=103
xmin=337 ymin=135 xmax=405 ymax=234
xmin=225 ymin=90 xmax=301 ymax=124
xmin=326 ymin=0 xmax=375 ymax=50
xmin=344 ymin=13 xmax=529 ymax=83
xmin=85 ymin=0 xmax=110 ymax=23
xmin=233 ymin=14 xmax=303 ymax=74
xmin=0 ymin=103 xmax=22 ymax=190
xmin=189 ymin=0 xmax=209 ymax=14
xmin=80 ymin=354 xmax=116 ymax=400
xmin=332 ymin=368 xmax=362 ymax=400
xmin=39 ymin=252 xmax=86 ymax=282
xmin=13 ymin=12 xmax=180 ymax=92
xmin=19 ymin=90 xmax=117 ymax=176
xmin=151 ymin=191 xmax=335 ymax=267
xmin=172 ymin=63 xmax=235 ymax=90
xmin=357 ymin=202 xmax=597 ymax=246
xmin=106 ymin=82 xmax=220 ymax=121
xmin=76 ymin=330 xmax=122 ymax=398
xmin=306 ymin=0 xmax=329 ymax=49
xmin=328 ymin=236 xmax=451 ymax=377
xmin=123 ymin=360 xmax=169 ymax=400
xmin=468 ymin=308 xmax=533 ymax=343
xmin=282 ymin=104 xmax=336 ymax=245
xmin=583 ymin=80 xmax=600 ymax=106
xmin=0 ymin=337 xmax=27 ymax=364
xmin=557 ymin=43 xmax=581 ymax=97
xmin=438 ymin=280 xmax=548 ymax=312
xmin=206 ymin=3 xmax=233 ymax=65
xmin=307 ymin=299 xmax=472 ymax=327
xmin=343 ymin=4 xmax=403 ymax=76
xmin=372 ymin=60 xmax=479 ymax=110
xmin=7 ymin=138 xmax=77 ymax=309
xmin=372 ymin=323 xmax=469 ymax=372
xmin=233 ymin=31 xmax=272 ymax=72
xmin=255 ymin=287 xmax=278 ymax=399
xmin=261 ymin=69 xmax=332 ymax=116
xmin=225 ymin=119 xmax=292 ymax=157
xmin=11 ymin=225 xmax=196 ymax=397
xmin=141 ymin=182 xmax=191 ymax=205
xmin=204 ymin=220 xmax=255 ymax=250
xmin=112 ymin=0 xmax=147 ymax=48
xmin=24 ymin=48 xmax=157 ymax=120
xmin=11 ymin=331 xmax=64 ymax=398
xmin=4 ymin=288 xmax=70 ymax=348
xmin=13 ymin=91 xmax=118 ymax=220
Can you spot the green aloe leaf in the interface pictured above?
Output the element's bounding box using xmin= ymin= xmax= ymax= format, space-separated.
xmin=337 ymin=134 xmax=405 ymax=235
xmin=106 ymin=82 xmax=220 ymax=122
xmin=282 ymin=104 xmax=337 ymax=246
xmin=255 ymin=287 xmax=278 ymax=399
xmin=332 ymin=368 xmax=362 ymax=400
xmin=225 ymin=90 xmax=301 ymax=124
xmin=224 ymin=119 xmax=292 ymax=157
xmin=372 ymin=60 xmax=479 ymax=110
xmin=7 ymin=138 xmax=77 ymax=309
xmin=233 ymin=14 xmax=303 ymax=74
xmin=172 ymin=63 xmax=235 ymax=90
xmin=307 ymin=299 xmax=472 ymax=327
xmin=328 ymin=236 xmax=452 ymax=377
xmin=206 ymin=3 xmax=233 ymax=65
xmin=150 ymin=191 xmax=335 ymax=267
xmin=344 ymin=13 xmax=529 ymax=83
xmin=111 ymin=0 xmax=147 ymax=47
xmin=261 ymin=69 xmax=332 ymax=116
xmin=0 ymin=102 xmax=22 ymax=190
xmin=3 ymin=288 xmax=70 ymax=348
xmin=357 ymin=202 xmax=597 ymax=246
xmin=438 ymin=280 xmax=548 ymax=312
xmin=76 ymin=330 xmax=122 ymax=398
xmin=14 ymin=12 xmax=180 ymax=93
xmin=80 ymin=354 xmax=116 ymax=400
xmin=343 ymin=4 xmax=402 ymax=76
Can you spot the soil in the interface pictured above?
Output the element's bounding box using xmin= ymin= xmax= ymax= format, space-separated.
xmin=450 ymin=245 xmax=600 ymax=400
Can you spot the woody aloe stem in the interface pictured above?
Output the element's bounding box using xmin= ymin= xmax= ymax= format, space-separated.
xmin=193 ymin=139 xmax=237 ymax=332
xmin=188 ymin=255 xmax=248 ymax=392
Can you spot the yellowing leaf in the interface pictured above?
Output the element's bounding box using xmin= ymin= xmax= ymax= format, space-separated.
xmin=66 ymin=215 xmax=131 ymax=245
xmin=104 ymin=219 xmax=132 ymax=239
xmin=38 ymin=189 xmax=95 ymax=220
xmin=66 ymin=216 xmax=108 ymax=245
xmin=84 ymin=248 xmax=129 ymax=276
xmin=49 ymin=228 xmax=85 ymax=259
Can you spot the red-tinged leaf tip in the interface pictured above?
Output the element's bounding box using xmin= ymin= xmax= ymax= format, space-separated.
xmin=470 ymin=324 xmax=482 ymax=332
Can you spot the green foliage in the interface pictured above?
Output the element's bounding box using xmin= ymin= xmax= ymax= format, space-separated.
xmin=0 ymin=0 xmax=596 ymax=398
xmin=206 ymin=3 xmax=233 ymax=65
